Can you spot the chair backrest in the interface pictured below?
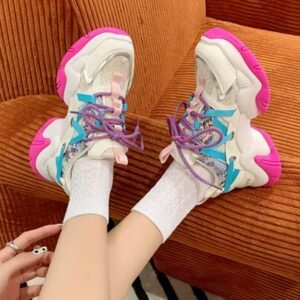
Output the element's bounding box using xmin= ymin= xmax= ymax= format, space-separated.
xmin=0 ymin=0 xmax=206 ymax=116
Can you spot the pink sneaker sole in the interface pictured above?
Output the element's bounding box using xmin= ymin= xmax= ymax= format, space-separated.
xmin=204 ymin=27 xmax=270 ymax=114
xmin=30 ymin=27 xmax=131 ymax=179
xmin=29 ymin=118 xmax=58 ymax=179
xmin=254 ymin=127 xmax=282 ymax=187
xmin=56 ymin=27 xmax=129 ymax=100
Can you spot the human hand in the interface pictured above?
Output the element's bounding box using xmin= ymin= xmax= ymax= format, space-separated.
xmin=0 ymin=224 xmax=61 ymax=300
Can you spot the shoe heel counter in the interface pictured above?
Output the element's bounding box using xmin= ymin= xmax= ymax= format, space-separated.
xmin=56 ymin=27 xmax=132 ymax=103
xmin=29 ymin=118 xmax=61 ymax=181
xmin=203 ymin=27 xmax=270 ymax=117
xmin=254 ymin=127 xmax=282 ymax=187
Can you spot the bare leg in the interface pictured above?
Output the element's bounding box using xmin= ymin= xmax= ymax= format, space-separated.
xmin=40 ymin=215 xmax=110 ymax=300
xmin=40 ymin=158 xmax=114 ymax=300
xmin=108 ymin=212 xmax=162 ymax=299
xmin=108 ymin=162 xmax=202 ymax=300
xmin=39 ymin=161 xmax=201 ymax=300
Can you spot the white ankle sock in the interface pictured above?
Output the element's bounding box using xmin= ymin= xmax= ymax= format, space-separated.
xmin=132 ymin=161 xmax=210 ymax=241
xmin=63 ymin=157 xmax=114 ymax=223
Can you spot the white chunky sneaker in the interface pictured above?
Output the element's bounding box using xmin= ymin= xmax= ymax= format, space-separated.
xmin=196 ymin=27 xmax=270 ymax=119
xmin=29 ymin=28 xmax=143 ymax=194
xmin=160 ymin=28 xmax=281 ymax=202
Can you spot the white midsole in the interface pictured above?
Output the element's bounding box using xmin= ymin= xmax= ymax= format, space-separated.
xmin=227 ymin=112 xmax=269 ymax=187
xmin=196 ymin=36 xmax=262 ymax=119
xmin=204 ymin=111 xmax=270 ymax=199
xmin=38 ymin=111 xmax=271 ymax=197
xmin=36 ymin=32 xmax=270 ymax=197
xmin=35 ymin=118 xmax=65 ymax=181
xmin=36 ymin=115 xmax=91 ymax=194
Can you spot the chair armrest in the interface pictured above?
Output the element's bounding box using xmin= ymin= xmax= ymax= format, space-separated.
xmin=0 ymin=94 xmax=299 ymax=283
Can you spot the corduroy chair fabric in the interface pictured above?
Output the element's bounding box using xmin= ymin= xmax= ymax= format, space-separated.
xmin=0 ymin=0 xmax=81 ymax=101
xmin=0 ymin=0 xmax=205 ymax=115
xmin=150 ymin=19 xmax=300 ymax=299
xmin=206 ymin=0 xmax=300 ymax=36
xmin=0 ymin=0 xmax=205 ymax=250
xmin=0 ymin=184 xmax=66 ymax=249
xmin=0 ymin=1 xmax=300 ymax=299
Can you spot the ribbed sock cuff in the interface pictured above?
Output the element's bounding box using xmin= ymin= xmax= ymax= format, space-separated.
xmin=64 ymin=157 xmax=114 ymax=223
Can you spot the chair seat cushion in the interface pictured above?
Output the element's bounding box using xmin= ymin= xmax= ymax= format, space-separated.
xmin=150 ymin=18 xmax=300 ymax=281
xmin=0 ymin=18 xmax=299 ymax=283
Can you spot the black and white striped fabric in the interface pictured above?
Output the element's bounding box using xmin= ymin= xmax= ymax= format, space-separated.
xmin=108 ymin=219 xmax=222 ymax=300
xmin=126 ymin=259 xmax=222 ymax=300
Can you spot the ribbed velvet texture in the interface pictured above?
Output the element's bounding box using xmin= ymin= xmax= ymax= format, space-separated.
xmin=151 ymin=18 xmax=300 ymax=298
xmin=0 ymin=185 xmax=65 ymax=250
xmin=0 ymin=0 xmax=205 ymax=115
xmin=206 ymin=0 xmax=300 ymax=35
xmin=0 ymin=0 xmax=205 ymax=249
xmin=0 ymin=0 xmax=80 ymax=101
xmin=70 ymin=0 xmax=205 ymax=115
xmin=0 ymin=1 xmax=300 ymax=299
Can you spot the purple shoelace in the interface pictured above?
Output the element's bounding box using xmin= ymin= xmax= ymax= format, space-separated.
xmin=72 ymin=93 xmax=144 ymax=151
xmin=167 ymin=96 xmax=223 ymax=189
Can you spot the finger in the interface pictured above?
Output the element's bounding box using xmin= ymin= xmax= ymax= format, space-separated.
xmin=6 ymin=251 xmax=53 ymax=276
xmin=21 ymin=251 xmax=53 ymax=276
xmin=0 ymin=224 xmax=61 ymax=262
xmin=20 ymin=266 xmax=49 ymax=283
xmin=20 ymin=284 xmax=42 ymax=300
xmin=0 ymin=244 xmax=19 ymax=263
xmin=14 ymin=224 xmax=61 ymax=250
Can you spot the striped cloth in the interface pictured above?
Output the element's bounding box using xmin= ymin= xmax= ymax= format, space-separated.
xmin=29 ymin=269 xmax=222 ymax=300
xmin=108 ymin=219 xmax=223 ymax=300
xmin=126 ymin=259 xmax=223 ymax=300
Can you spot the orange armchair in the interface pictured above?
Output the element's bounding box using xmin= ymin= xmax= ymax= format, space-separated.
xmin=0 ymin=1 xmax=299 ymax=299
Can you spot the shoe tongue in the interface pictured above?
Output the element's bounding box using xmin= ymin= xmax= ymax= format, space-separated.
xmin=87 ymin=138 xmax=128 ymax=164
xmin=87 ymin=138 xmax=113 ymax=159
xmin=86 ymin=73 xmax=128 ymax=162
xmin=186 ymin=99 xmax=214 ymax=145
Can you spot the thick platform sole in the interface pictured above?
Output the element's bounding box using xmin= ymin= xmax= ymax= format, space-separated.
xmin=29 ymin=118 xmax=65 ymax=181
xmin=204 ymin=125 xmax=282 ymax=199
xmin=198 ymin=27 xmax=270 ymax=119
xmin=29 ymin=118 xmax=281 ymax=191
xmin=254 ymin=127 xmax=282 ymax=187
xmin=56 ymin=27 xmax=133 ymax=106
xmin=234 ymin=125 xmax=281 ymax=189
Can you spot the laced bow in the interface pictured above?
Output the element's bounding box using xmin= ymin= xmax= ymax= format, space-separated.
xmin=72 ymin=93 xmax=144 ymax=151
xmin=166 ymin=94 xmax=224 ymax=189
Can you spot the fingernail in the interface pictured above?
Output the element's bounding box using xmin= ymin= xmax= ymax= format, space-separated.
xmin=57 ymin=224 xmax=63 ymax=229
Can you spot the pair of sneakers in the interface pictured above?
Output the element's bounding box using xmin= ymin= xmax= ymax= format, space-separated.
xmin=29 ymin=27 xmax=281 ymax=201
